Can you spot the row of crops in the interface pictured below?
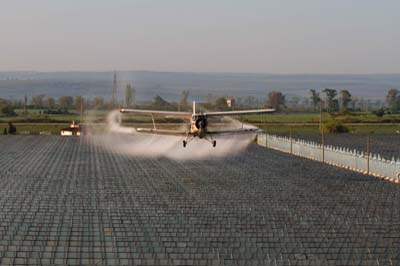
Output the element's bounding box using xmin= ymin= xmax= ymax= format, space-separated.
xmin=0 ymin=135 xmax=399 ymax=265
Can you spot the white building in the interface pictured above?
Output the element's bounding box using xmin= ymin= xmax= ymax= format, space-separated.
xmin=61 ymin=121 xmax=81 ymax=136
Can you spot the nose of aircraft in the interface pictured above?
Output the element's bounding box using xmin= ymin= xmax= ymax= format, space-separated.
xmin=195 ymin=118 xmax=208 ymax=129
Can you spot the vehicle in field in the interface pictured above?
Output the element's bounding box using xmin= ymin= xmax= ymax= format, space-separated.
xmin=120 ymin=101 xmax=275 ymax=147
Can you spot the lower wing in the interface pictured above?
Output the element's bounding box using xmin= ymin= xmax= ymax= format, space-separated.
xmin=208 ymin=128 xmax=261 ymax=135
xmin=136 ymin=128 xmax=188 ymax=136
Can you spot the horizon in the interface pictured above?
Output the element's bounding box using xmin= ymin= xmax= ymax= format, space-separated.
xmin=1 ymin=70 xmax=400 ymax=76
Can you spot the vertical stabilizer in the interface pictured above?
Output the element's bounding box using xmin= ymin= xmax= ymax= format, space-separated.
xmin=193 ymin=101 xmax=196 ymax=115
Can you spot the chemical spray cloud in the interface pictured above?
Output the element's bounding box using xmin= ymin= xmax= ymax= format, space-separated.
xmin=88 ymin=111 xmax=257 ymax=160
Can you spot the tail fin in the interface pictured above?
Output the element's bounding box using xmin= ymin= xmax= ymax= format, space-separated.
xmin=192 ymin=101 xmax=196 ymax=115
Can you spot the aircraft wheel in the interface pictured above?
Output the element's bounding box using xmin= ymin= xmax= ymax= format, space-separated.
xmin=183 ymin=140 xmax=187 ymax=148
xmin=213 ymin=140 xmax=216 ymax=147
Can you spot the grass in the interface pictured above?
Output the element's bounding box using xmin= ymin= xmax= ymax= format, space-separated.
xmin=261 ymin=125 xmax=320 ymax=134
xmin=346 ymin=124 xmax=400 ymax=134
xmin=2 ymin=110 xmax=400 ymax=135
xmin=261 ymin=124 xmax=400 ymax=134
xmin=242 ymin=112 xmax=400 ymax=124
xmin=2 ymin=123 xmax=396 ymax=136
xmin=1 ymin=111 xmax=185 ymax=124
xmin=0 ymin=114 xmax=80 ymax=123
xmin=5 ymin=110 xmax=400 ymax=124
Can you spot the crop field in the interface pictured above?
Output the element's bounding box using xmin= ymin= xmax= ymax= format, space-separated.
xmin=0 ymin=136 xmax=399 ymax=265
xmin=274 ymin=133 xmax=400 ymax=161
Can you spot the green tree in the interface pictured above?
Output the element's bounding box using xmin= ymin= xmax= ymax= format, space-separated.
xmin=0 ymin=98 xmax=16 ymax=116
xmin=31 ymin=95 xmax=45 ymax=109
xmin=289 ymin=96 xmax=300 ymax=109
xmin=351 ymin=97 xmax=360 ymax=110
xmin=372 ymin=108 xmax=385 ymax=118
xmin=125 ymin=84 xmax=135 ymax=108
xmin=153 ymin=95 xmax=171 ymax=110
xmin=58 ymin=96 xmax=74 ymax=110
xmin=339 ymin=90 xmax=352 ymax=111
xmin=75 ymin=96 xmax=85 ymax=113
xmin=323 ymin=88 xmax=338 ymax=113
xmin=215 ymin=97 xmax=228 ymax=111
xmin=242 ymin=96 xmax=260 ymax=108
xmin=310 ymin=89 xmax=320 ymax=111
xmin=44 ymin=97 xmax=56 ymax=110
xmin=266 ymin=91 xmax=285 ymax=111
xmin=301 ymin=97 xmax=310 ymax=110
xmin=2 ymin=105 xmax=16 ymax=116
xmin=93 ymin=96 xmax=105 ymax=110
xmin=386 ymin=89 xmax=399 ymax=113
xmin=323 ymin=120 xmax=349 ymax=133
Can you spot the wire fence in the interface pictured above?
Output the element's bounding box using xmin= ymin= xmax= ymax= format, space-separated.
xmin=268 ymin=132 xmax=400 ymax=161
xmin=257 ymin=131 xmax=400 ymax=183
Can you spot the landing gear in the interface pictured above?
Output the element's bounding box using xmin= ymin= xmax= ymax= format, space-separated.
xmin=182 ymin=134 xmax=195 ymax=148
xmin=182 ymin=133 xmax=216 ymax=148
xmin=207 ymin=133 xmax=216 ymax=147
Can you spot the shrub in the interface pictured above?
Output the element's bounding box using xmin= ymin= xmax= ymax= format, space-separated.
xmin=0 ymin=104 xmax=16 ymax=116
xmin=323 ymin=120 xmax=349 ymax=133
xmin=372 ymin=108 xmax=385 ymax=118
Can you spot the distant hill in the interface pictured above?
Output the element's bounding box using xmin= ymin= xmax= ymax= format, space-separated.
xmin=0 ymin=71 xmax=398 ymax=101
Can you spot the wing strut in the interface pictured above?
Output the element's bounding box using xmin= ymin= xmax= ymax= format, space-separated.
xmin=151 ymin=114 xmax=156 ymax=129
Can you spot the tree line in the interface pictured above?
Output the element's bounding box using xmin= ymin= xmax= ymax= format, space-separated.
xmin=307 ymin=88 xmax=399 ymax=116
xmin=202 ymin=88 xmax=400 ymax=117
xmin=0 ymin=83 xmax=137 ymax=115
xmin=1 ymin=86 xmax=399 ymax=116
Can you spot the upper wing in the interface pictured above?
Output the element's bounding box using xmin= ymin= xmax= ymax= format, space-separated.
xmin=120 ymin=108 xmax=192 ymax=118
xmin=208 ymin=128 xmax=261 ymax=135
xmin=204 ymin=109 xmax=275 ymax=117
xmin=136 ymin=128 xmax=188 ymax=136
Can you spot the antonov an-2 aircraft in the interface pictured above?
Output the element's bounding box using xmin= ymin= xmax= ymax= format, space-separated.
xmin=120 ymin=102 xmax=275 ymax=148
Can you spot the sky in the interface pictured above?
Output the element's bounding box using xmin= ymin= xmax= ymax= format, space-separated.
xmin=0 ymin=0 xmax=399 ymax=74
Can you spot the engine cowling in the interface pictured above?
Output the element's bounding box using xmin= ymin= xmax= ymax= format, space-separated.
xmin=195 ymin=117 xmax=208 ymax=129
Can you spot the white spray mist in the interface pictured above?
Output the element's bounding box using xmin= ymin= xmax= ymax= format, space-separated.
xmin=88 ymin=110 xmax=258 ymax=160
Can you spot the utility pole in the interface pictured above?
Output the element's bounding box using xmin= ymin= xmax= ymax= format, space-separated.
xmin=80 ymin=97 xmax=84 ymax=123
xmin=290 ymin=126 xmax=293 ymax=155
xmin=366 ymin=135 xmax=370 ymax=174
xmin=24 ymin=94 xmax=27 ymax=115
xmin=319 ymin=97 xmax=323 ymax=132
xmin=321 ymin=128 xmax=325 ymax=163
xmin=111 ymin=71 xmax=118 ymax=109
